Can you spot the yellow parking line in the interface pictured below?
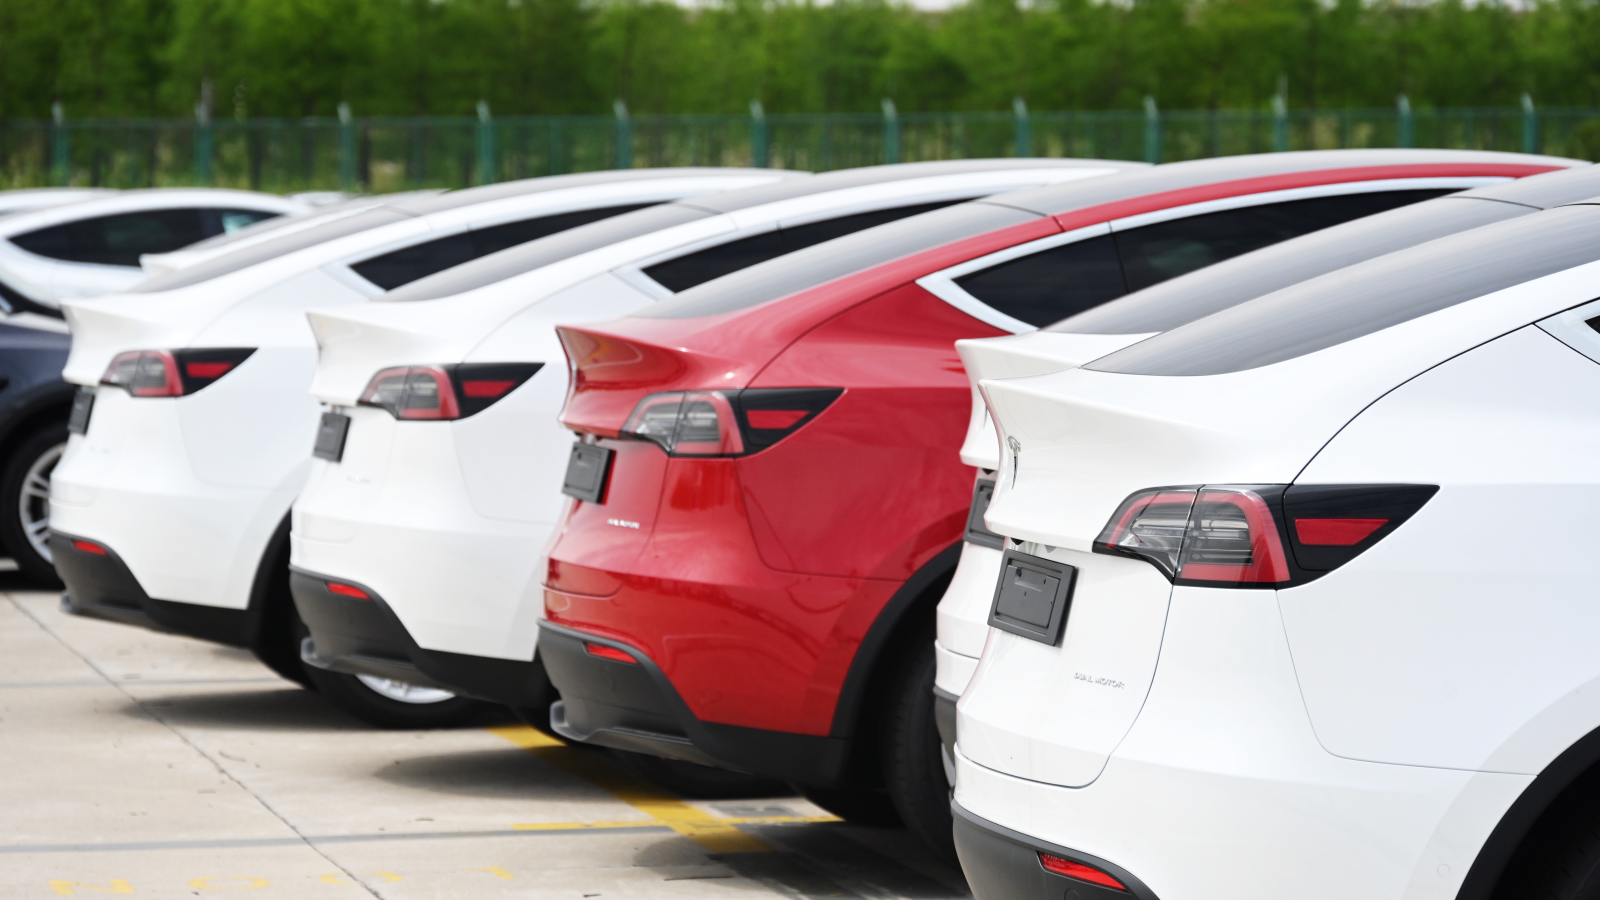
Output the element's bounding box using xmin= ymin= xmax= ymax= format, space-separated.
xmin=489 ymin=725 xmax=836 ymax=853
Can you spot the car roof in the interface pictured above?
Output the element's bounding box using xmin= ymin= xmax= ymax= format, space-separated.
xmin=0 ymin=188 xmax=305 ymax=238
xmin=1088 ymin=200 xmax=1600 ymax=376
xmin=1051 ymin=162 xmax=1600 ymax=335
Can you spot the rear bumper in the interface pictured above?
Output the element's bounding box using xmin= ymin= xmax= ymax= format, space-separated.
xmin=934 ymin=539 xmax=1003 ymax=695
xmin=953 ymin=801 xmax=1158 ymax=900
xmin=539 ymin=620 xmax=854 ymax=786
xmin=52 ymin=531 xmax=256 ymax=646
xmin=289 ymin=567 xmax=551 ymax=708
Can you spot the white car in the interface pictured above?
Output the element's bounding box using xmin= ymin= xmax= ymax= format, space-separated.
xmin=932 ymin=161 xmax=1600 ymax=759
xmin=288 ymin=159 xmax=1131 ymax=739
xmin=48 ymin=167 xmax=786 ymax=711
xmin=0 ymin=188 xmax=115 ymax=219
xmin=0 ymin=189 xmax=306 ymax=304
xmin=951 ymin=193 xmax=1600 ymax=900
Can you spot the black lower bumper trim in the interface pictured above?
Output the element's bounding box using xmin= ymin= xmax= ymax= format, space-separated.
xmin=289 ymin=567 xmax=553 ymax=708
xmin=953 ymin=802 xmax=1159 ymax=900
xmin=52 ymin=531 xmax=255 ymax=646
xmin=539 ymin=620 xmax=854 ymax=786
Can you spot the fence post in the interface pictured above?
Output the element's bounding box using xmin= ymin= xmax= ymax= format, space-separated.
xmin=1522 ymin=93 xmax=1539 ymax=155
xmin=1143 ymin=96 xmax=1161 ymax=164
xmin=476 ymin=100 xmax=496 ymax=185
xmin=194 ymin=78 xmax=214 ymax=185
xmin=1272 ymin=93 xmax=1288 ymax=152
xmin=881 ymin=99 xmax=900 ymax=164
xmin=749 ymin=100 xmax=768 ymax=167
xmin=1013 ymin=97 xmax=1031 ymax=157
xmin=1397 ymin=94 xmax=1414 ymax=148
xmin=338 ymin=103 xmax=355 ymax=191
xmin=50 ymin=102 xmax=68 ymax=186
xmin=614 ymin=100 xmax=632 ymax=169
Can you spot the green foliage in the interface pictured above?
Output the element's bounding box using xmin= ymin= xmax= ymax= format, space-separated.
xmin=4 ymin=0 xmax=1600 ymax=119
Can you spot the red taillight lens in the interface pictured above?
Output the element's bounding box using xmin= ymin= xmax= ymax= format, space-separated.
xmin=619 ymin=387 xmax=842 ymax=457
xmin=359 ymin=362 xmax=542 ymax=421
xmin=1176 ymin=488 xmax=1291 ymax=584
xmin=360 ymin=366 xmax=461 ymax=420
xmin=1294 ymin=517 xmax=1388 ymax=546
xmin=101 ymin=348 xmax=255 ymax=397
xmin=71 ymin=539 xmax=108 ymax=556
xmin=584 ymin=642 xmax=638 ymax=664
xmin=102 ymin=350 xmax=181 ymax=397
xmin=1037 ymin=853 xmax=1127 ymax=891
xmin=326 ymin=581 xmax=370 ymax=599
xmin=623 ymin=391 xmax=743 ymax=456
xmin=1097 ymin=483 xmax=1437 ymax=587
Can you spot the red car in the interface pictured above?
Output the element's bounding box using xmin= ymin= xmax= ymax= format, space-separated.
xmin=537 ymin=150 xmax=1567 ymax=855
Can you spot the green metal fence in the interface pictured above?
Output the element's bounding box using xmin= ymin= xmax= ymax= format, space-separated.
xmin=5 ymin=98 xmax=1598 ymax=192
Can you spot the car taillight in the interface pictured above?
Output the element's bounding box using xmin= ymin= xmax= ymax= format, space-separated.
xmin=621 ymin=387 xmax=842 ymax=457
xmin=358 ymin=362 xmax=542 ymax=421
xmin=1095 ymin=483 xmax=1437 ymax=587
xmin=101 ymin=348 xmax=255 ymax=397
xmin=1037 ymin=853 xmax=1127 ymax=891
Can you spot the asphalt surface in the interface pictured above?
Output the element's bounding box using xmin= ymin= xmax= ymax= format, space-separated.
xmin=0 ymin=582 xmax=970 ymax=899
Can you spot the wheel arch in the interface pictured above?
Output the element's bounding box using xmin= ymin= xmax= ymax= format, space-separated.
xmin=0 ymin=380 xmax=74 ymax=459
xmin=827 ymin=542 xmax=962 ymax=764
xmin=1461 ymin=724 xmax=1600 ymax=900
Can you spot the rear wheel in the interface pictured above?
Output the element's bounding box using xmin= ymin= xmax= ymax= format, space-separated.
xmin=881 ymin=631 xmax=957 ymax=860
xmin=605 ymin=750 xmax=790 ymax=799
xmin=796 ymin=785 xmax=902 ymax=826
xmin=0 ymin=423 xmax=66 ymax=586
xmin=303 ymin=664 xmax=490 ymax=729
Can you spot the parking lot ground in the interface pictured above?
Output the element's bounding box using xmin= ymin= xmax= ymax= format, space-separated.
xmin=0 ymin=589 xmax=970 ymax=899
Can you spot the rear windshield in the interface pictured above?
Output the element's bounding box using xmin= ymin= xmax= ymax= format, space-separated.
xmin=636 ymin=202 xmax=1039 ymax=319
xmin=1051 ymin=195 xmax=1526 ymax=335
xmin=131 ymin=207 xmax=411 ymax=293
xmin=382 ymin=204 xmax=710 ymax=302
xmin=1087 ymin=204 xmax=1600 ymax=376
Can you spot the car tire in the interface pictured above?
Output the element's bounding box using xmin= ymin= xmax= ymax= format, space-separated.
xmin=0 ymin=422 xmax=66 ymax=587
xmin=881 ymin=629 xmax=957 ymax=860
xmin=796 ymin=785 xmax=903 ymax=826
xmin=604 ymin=749 xmax=790 ymax=799
xmin=303 ymin=663 xmax=491 ymax=729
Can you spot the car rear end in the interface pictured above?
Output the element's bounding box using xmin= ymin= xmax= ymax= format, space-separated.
xmin=952 ymin=199 xmax=1600 ymax=900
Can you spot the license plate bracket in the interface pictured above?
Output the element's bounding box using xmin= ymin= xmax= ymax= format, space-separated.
xmin=562 ymin=442 xmax=614 ymax=503
xmin=67 ymin=386 xmax=95 ymax=435
xmin=313 ymin=412 xmax=351 ymax=462
xmin=988 ymin=548 xmax=1076 ymax=645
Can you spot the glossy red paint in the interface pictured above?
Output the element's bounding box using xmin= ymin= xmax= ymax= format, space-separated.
xmin=544 ymin=158 xmax=1564 ymax=743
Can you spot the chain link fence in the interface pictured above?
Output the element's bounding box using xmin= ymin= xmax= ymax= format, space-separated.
xmin=4 ymin=102 xmax=1597 ymax=192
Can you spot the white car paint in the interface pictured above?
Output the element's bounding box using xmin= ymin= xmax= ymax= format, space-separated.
xmin=954 ymin=203 xmax=1600 ymax=900
xmin=49 ymin=169 xmax=786 ymax=615
xmin=293 ymin=161 xmax=1128 ymax=669
xmin=0 ymin=189 xmax=306 ymax=303
xmin=0 ymin=188 xmax=115 ymax=218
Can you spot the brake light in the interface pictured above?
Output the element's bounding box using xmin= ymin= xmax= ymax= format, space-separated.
xmin=1037 ymin=854 xmax=1126 ymax=890
xmin=326 ymin=582 xmax=370 ymax=599
xmin=71 ymin=539 xmax=107 ymax=556
xmin=584 ymin=642 xmax=639 ymax=664
xmin=620 ymin=387 xmax=842 ymax=457
xmin=358 ymin=362 xmax=542 ymax=421
xmin=101 ymin=348 xmax=255 ymax=397
xmin=1096 ymin=483 xmax=1437 ymax=586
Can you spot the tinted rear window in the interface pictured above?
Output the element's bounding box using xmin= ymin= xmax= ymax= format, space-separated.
xmin=1116 ymin=190 xmax=1452 ymax=292
xmin=13 ymin=209 xmax=211 ymax=267
xmin=956 ymin=234 xmax=1127 ymax=328
xmin=636 ymin=203 xmax=1039 ymax=319
xmin=643 ymin=200 xmax=960 ymax=293
xmin=132 ymin=207 xmax=411 ymax=293
xmin=1051 ymin=196 xmax=1525 ymax=335
xmin=383 ymin=204 xmax=710 ymax=302
xmin=1088 ymin=204 xmax=1600 ymax=376
xmin=349 ymin=203 xmax=653 ymax=291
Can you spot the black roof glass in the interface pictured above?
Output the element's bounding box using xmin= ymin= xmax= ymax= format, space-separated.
xmin=1087 ymin=204 xmax=1600 ymax=376
xmin=635 ymin=202 xmax=1038 ymax=319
